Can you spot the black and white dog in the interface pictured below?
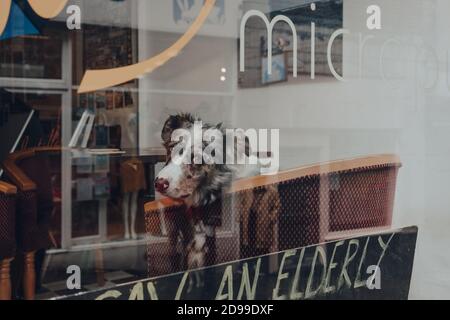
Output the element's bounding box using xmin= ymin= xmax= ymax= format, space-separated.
xmin=155 ymin=113 xmax=260 ymax=270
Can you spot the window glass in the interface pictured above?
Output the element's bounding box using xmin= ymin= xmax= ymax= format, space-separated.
xmin=0 ymin=0 xmax=449 ymax=301
xmin=0 ymin=31 xmax=63 ymax=79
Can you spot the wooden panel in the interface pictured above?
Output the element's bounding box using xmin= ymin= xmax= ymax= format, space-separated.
xmin=2 ymin=147 xmax=61 ymax=191
xmin=0 ymin=181 xmax=16 ymax=195
xmin=145 ymin=154 xmax=402 ymax=213
xmin=230 ymin=154 xmax=401 ymax=193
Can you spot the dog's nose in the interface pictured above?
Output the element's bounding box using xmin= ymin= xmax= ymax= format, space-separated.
xmin=155 ymin=178 xmax=170 ymax=193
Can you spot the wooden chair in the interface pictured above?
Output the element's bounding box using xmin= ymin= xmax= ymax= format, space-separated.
xmin=144 ymin=154 xmax=401 ymax=277
xmin=2 ymin=147 xmax=60 ymax=300
xmin=0 ymin=181 xmax=17 ymax=300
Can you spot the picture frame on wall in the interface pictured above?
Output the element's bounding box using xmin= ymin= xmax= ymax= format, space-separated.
xmin=261 ymin=53 xmax=288 ymax=85
xmin=239 ymin=0 xmax=343 ymax=88
xmin=173 ymin=0 xmax=226 ymax=26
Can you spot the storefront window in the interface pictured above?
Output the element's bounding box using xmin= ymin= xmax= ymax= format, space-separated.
xmin=0 ymin=0 xmax=450 ymax=302
xmin=0 ymin=32 xmax=63 ymax=79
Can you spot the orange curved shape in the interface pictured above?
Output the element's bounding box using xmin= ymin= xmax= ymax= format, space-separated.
xmin=27 ymin=0 xmax=68 ymax=19
xmin=78 ymin=0 xmax=216 ymax=93
xmin=0 ymin=0 xmax=12 ymax=36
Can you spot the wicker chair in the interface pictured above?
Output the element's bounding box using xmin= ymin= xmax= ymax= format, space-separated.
xmin=0 ymin=181 xmax=17 ymax=300
xmin=144 ymin=154 xmax=401 ymax=277
xmin=2 ymin=147 xmax=60 ymax=300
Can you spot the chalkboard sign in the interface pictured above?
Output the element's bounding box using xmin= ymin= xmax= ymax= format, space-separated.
xmin=59 ymin=226 xmax=418 ymax=300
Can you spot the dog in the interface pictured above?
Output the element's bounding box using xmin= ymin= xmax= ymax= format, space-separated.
xmin=155 ymin=113 xmax=260 ymax=269
xmin=186 ymin=232 xmax=208 ymax=269
xmin=185 ymin=223 xmax=209 ymax=291
xmin=155 ymin=113 xmax=260 ymax=208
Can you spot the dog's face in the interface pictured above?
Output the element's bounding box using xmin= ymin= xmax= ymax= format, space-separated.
xmin=155 ymin=114 xmax=235 ymax=207
xmin=156 ymin=151 xmax=217 ymax=202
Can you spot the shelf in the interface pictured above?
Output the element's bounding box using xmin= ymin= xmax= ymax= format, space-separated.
xmin=146 ymin=88 xmax=235 ymax=97
xmin=72 ymin=85 xmax=235 ymax=98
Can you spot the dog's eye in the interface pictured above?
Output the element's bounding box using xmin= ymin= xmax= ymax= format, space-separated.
xmin=186 ymin=174 xmax=193 ymax=179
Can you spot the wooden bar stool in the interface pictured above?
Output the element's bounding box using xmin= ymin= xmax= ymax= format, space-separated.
xmin=3 ymin=147 xmax=60 ymax=300
xmin=0 ymin=181 xmax=17 ymax=300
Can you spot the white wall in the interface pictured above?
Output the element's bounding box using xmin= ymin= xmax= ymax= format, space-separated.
xmin=138 ymin=0 xmax=450 ymax=299
xmin=236 ymin=0 xmax=450 ymax=299
xmin=137 ymin=0 xmax=241 ymax=148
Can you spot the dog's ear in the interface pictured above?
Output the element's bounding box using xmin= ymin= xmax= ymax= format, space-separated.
xmin=161 ymin=115 xmax=181 ymax=144
xmin=161 ymin=113 xmax=197 ymax=145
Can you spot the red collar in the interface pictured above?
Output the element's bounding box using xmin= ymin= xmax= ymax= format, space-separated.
xmin=185 ymin=206 xmax=203 ymax=220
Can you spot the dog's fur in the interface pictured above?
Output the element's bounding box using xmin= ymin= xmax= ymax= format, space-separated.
xmin=156 ymin=113 xmax=259 ymax=270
